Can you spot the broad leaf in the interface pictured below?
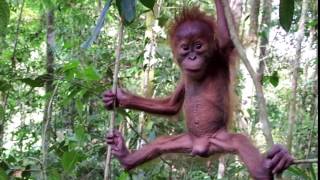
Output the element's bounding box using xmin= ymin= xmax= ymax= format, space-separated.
xmin=20 ymin=77 xmax=45 ymax=87
xmin=75 ymin=125 xmax=86 ymax=143
xmin=258 ymin=26 xmax=269 ymax=42
xmin=119 ymin=172 xmax=129 ymax=180
xmin=158 ymin=15 xmax=169 ymax=27
xmin=287 ymin=166 xmax=310 ymax=179
xmin=310 ymin=165 xmax=316 ymax=180
xmin=52 ymin=140 xmax=67 ymax=157
xmin=0 ymin=80 xmax=11 ymax=92
xmin=0 ymin=0 xmax=10 ymax=36
xmin=269 ymin=71 xmax=279 ymax=87
xmin=279 ymin=0 xmax=294 ymax=32
xmin=21 ymin=165 xmax=31 ymax=178
xmin=0 ymin=106 xmax=4 ymax=120
xmin=61 ymin=151 xmax=80 ymax=173
xmin=0 ymin=168 xmax=8 ymax=180
xmin=75 ymin=99 xmax=83 ymax=115
xmin=83 ymin=66 xmax=101 ymax=81
xmin=306 ymin=19 xmax=318 ymax=29
xmin=42 ymin=0 xmax=54 ymax=10
xmin=0 ymin=161 xmax=9 ymax=171
xmin=139 ymin=0 xmax=155 ymax=10
xmin=63 ymin=60 xmax=80 ymax=71
xmin=146 ymin=121 xmax=154 ymax=130
xmin=48 ymin=169 xmax=60 ymax=180
xmin=116 ymin=0 xmax=136 ymax=24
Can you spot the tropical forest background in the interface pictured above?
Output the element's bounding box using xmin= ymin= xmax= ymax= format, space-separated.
xmin=0 ymin=0 xmax=318 ymax=179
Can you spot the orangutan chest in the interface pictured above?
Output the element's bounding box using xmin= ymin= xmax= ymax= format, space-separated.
xmin=183 ymin=94 xmax=225 ymax=135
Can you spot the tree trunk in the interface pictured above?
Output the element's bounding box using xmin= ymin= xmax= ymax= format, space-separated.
xmin=137 ymin=11 xmax=157 ymax=149
xmin=11 ymin=0 xmax=25 ymax=68
xmin=256 ymin=86 xmax=274 ymax=147
xmin=97 ymin=0 xmax=102 ymax=11
xmin=229 ymin=0 xmax=243 ymax=27
xmin=220 ymin=0 xmax=274 ymax=148
xmin=256 ymin=0 xmax=273 ymax=148
xmin=0 ymin=94 xmax=8 ymax=147
xmin=257 ymin=0 xmax=271 ymax=80
xmin=305 ymin=59 xmax=317 ymax=159
xmin=228 ymin=0 xmax=242 ymax=131
xmin=1 ymin=0 xmax=25 ymax=148
xmin=287 ymin=0 xmax=308 ymax=153
xmin=248 ymin=0 xmax=260 ymax=43
xmin=136 ymin=0 xmax=163 ymax=149
xmin=217 ymin=156 xmax=226 ymax=179
xmin=41 ymin=9 xmax=55 ymax=180
xmin=305 ymin=8 xmax=317 ymax=159
xmin=239 ymin=0 xmax=249 ymax=42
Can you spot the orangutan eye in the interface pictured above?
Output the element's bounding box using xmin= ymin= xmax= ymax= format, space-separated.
xmin=181 ymin=44 xmax=189 ymax=51
xmin=195 ymin=43 xmax=202 ymax=50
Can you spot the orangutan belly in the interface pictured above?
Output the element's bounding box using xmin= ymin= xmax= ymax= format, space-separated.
xmin=183 ymin=96 xmax=226 ymax=137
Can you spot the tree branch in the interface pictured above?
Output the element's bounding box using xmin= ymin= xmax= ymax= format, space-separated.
xmin=293 ymin=159 xmax=318 ymax=164
xmin=104 ymin=20 xmax=124 ymax=180
xmin=11 ymin=0 xmax=25 ymax=68
xmin=220 ymin=0 xmax=274 ymax=147
xmin=220 ymin=0 xmax=258 ymax=86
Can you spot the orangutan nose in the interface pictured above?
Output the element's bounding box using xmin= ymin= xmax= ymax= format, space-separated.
xmin=188 ymin=55 xmax=196 ymax=60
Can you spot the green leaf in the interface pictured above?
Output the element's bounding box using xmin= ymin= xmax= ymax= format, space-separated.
xmin=158 ymin=15 xmax=168 ymax=27
xmin=62 ymin=61 xmax=80 ymax=80
xmin=262 ymin=75 xmax=269 ymax=86
xmin=258 ymin=26 xmax=269 ymax=42
xmin=279 ymin=0 xmax=294 ymax=32
xmin=20 ymin=77 xmax=45 ymax=87
xmin=35 ymin=74 xmax=49 ymax=83
xmin=61 ymin=151 xmax=80 ymax=173
xmin=0 ymin=106 xmax=4 ymax=120
xmin=307 ymin=19 xmax=318 ymax=29
xmin=83 ymin=66 xmax=101 ymax=81
xmin=146 ymin=121 xmax=154 ymax=130
xmin=0 ymin=0 xmax=10 ymax=37
xmin=0 ymin=80 xmax=11 ymax=92
xmin=0 ymin=161 xmax=9 ymax=170
xmin=52 ymin=140 xmax=67 ymax=157
xmin=117 ymin=108 xmax=130 ymax=118
xmin=63 ymin=60 xmax=80 ymax=71
xmin=287 ymin=166 xmax=309 ymax=179
xmin=62 ymin=86 xmax=81 ymax=106
xmin=42 ymin=0 xmax=54 ymax=10
xmin=48 ymin=169 xmax=60 ymax=180
xmin=269 ymin=71 xmax=279 ymax=87
xmin=21 ymin=165 xmax=31 ymax=178
xmin=75 ymin=99 xmax=83 ymax=115
xmin=116 ymin=0 xmax=136 ymax=24
xmin=0 ymin=168 xmax=8 ymax=180
xmin=139 ymin=0 xmax=155 ymax=10
xmin=119 ymin=171 xmax=129 ymax=180
xmin=75 ymin=125 xmax=86 ymax=143
xmin=310 ymin=164 xmax=316 ymax=180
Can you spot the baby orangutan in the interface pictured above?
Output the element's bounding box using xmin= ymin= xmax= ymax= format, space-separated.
xmin=103 ymin=1 xmax=293 ymax=179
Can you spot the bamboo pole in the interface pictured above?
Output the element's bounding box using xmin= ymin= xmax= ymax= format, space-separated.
xmin=104 ymin=20 xmax=125 ymax=180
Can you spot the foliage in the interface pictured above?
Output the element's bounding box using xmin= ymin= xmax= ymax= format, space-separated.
xmin=279 ymin=0 xmax=295 ymax=32
xmin=0 ymin=0 xmax=10 ymax=37
xmin=0 ymin=0 xmax=317 ymax=179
